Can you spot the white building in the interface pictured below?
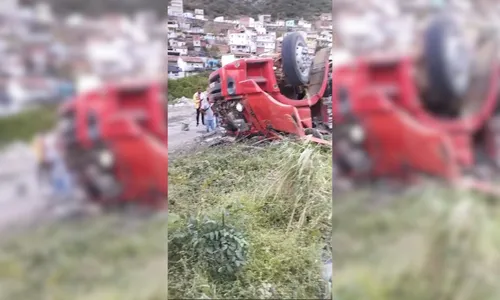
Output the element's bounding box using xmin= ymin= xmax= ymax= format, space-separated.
xmin=173 ymin=46 xmax=188 ymax=55
xmin=169 ymin=40 xmax=186 ymax=48
xmin=275 ymin=20 xmax=285 ymax=26
xmin=193 ymin=36 xmax=201 ymax=47
xmin=298 ymin=19 xmax=312 ymax=29
xmin=258 ymin=14 xmax=272 ymax=23
xmin=168 ymin=0 xmax=184 ymax=16
xmin=318 ymin=30 xmax=333 ymax=48
xmin=167 ymin=20 xmax=179 ymax=29
xmin=194 ymin=8 xmax=204 ymax=20
xmin=178 ymin=56 xmax=205 ymax=72
xmin=228 ymin=30 xmax=252 ymax=53
xmin=253 ymin=21 xmax=266 ymax=34
xmin=255 ymin=32 xmax=276 ymax=53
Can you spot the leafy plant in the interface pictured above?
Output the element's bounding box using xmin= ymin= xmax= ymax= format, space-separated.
xmin=171 ymin=213 xmax=248 ymax=280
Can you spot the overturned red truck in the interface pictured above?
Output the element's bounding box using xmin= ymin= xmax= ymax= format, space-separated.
xmin=57 ymin=80 xmax=168 ymax=208
xmin=208 ymin=32 xmax=332 ymax=145
xmin=333 ymin=14 xmax=500 ymax=193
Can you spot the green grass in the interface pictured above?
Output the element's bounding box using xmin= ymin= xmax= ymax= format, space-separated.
xmin=0 ymin=214 xmax=167 ymax=300
xmin=168 ymin=73 xmax=210 ymax=101
xmin=168 ymin=141 xmax=332 ymax=299
xmin=333 ymin=184 xmax=500 ymax=300
xmin=0 ymin=105 xmax=58 ymax=146
xmin=1 ymin=133 xmax=496 ymax=299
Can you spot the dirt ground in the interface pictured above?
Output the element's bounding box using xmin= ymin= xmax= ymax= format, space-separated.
xmin=168 ymin=100 xmax=215 ymax=156
xmin=0 ymin=143 xmax=51 ymax=231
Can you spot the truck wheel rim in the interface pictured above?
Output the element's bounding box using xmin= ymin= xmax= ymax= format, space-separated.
xmin=443 ymin=30 xmax=470 ymax=95
xmin=295 ymin=41 xmax=311 ymax=79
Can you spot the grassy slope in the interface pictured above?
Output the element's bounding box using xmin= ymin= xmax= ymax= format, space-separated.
xmin=2 ymin=133 xmax=497 ymax=300
xmin=333 ymin=185 xmax=500 ymax=300
xmin=168 ymin=142 xmax=332 ymax=299
xmin=0 ymin=215 xmax=167 ymax=300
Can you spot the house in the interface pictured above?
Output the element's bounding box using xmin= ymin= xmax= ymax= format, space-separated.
xmin=318 ymin=30 xmax=333 ymax=47
xmin=168 ymin=0 xmax=184 ymax=16
xmin=239 ymin=16 xmax=255 ymax=28
xmin=190 ymin=26 xmax=204 ymax=34
xmin=182 ymin=11 xmax=194 ymax=19
xmin=168 ymin=31 xmax=178 ymax=39
xmin=255 ymin=32 xmax=276 ymax=53
xmin=178 ymin=56 xmax=205 ymax=72
xmin=193 ymin=35 xmax=202 ymax=51
xmin=298 ymin=19 xmax=312 ymax=29
xmin=319 ymin=13 xmax=333 ymax=21
xmin=205 ymin=33 xmax=215 ymax=40
xmin=173 ymin=46 xmax=188 ymax=55
xmin=167 ymin=56 xmax=181 ymax=72
xmin=258 ymin=14 xmax=271 ymax=24
xmin=194 ymin=9 xmax=204 ymax=20
xmin=169 ymin=40 xmax=186 ymax=48
xmin=167 ymin=20 xmax=179 ymax=29
xmin=228 ymin=29 xmax=252 ymax=53
xmin=253 ymin=22 xmax=266 ymax=34
xmin=306 ymin=32 xmax=319 ymax=54
xmin=232 ymin=52 xmax=252 ymax=59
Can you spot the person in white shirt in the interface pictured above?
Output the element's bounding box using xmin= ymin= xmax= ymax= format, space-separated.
xmin=200 ymin=95 xmax=216 ymax=133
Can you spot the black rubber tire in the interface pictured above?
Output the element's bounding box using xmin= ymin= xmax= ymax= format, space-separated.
xmin=423 ymin=15 xmax=470 ymax=116
xmin=282 ymin=32 xmax=310 ymax=86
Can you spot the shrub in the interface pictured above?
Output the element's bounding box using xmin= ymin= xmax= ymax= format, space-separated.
xmin=169 ymin=213 xmax=249 ymax=281
xmin=0 ymin=105 xmax=58 ymax=146
xmin=168 ymin=73 xmax=210 ymax=101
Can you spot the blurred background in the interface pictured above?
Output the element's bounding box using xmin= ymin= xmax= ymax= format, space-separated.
xmin=0 ymin=1 xmax=167 ymax=299
xmin=332 ymin=0 xmax=500 ymax=60
xmin=332 ymin=1 xmax=500 ymax=300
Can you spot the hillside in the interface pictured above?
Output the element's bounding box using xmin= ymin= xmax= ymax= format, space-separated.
xmin=40 ymin=0 xmax=331 ymax=19
xmin=182 ymin=0 xmax=332 ymax=19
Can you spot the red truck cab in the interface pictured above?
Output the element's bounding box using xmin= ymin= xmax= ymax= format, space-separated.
xmin=58 ymin=80 xmax=168 ymax=208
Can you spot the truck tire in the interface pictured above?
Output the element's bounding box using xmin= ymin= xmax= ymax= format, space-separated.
xmin=282 ymin=32 xmax=311 ymax=86
xmin=423 ymin=15 xmax=471 ymax=117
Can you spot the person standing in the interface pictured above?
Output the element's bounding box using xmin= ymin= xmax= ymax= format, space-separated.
xmin=50 ymin=143 xmax=74 ymax=200
xmin=193 ymin=88 xmax=204 ymax=126
xmin=32 ymin=132 xmax=52 ymax=186
xmin=200 ymin=96 xmax=216 ymax=133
